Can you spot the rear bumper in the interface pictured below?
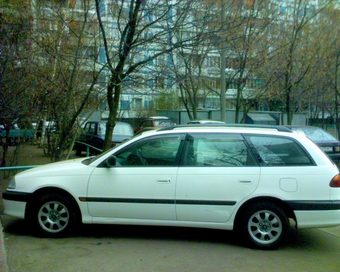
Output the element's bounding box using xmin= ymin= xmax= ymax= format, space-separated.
xmin=286 ymin=200 xmax=340 ymax=210
xmin=294 ymin=210 xmax=340 ymax=228
xmin=285 ymin=200 xmax=340 ymax=228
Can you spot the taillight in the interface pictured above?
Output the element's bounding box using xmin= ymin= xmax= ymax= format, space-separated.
xmin=330 ymin=174 xmax=340 ymax=187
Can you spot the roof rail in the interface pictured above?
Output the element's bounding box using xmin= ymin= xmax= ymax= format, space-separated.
xmin=159 ymin=124 xmax=292 ymax=132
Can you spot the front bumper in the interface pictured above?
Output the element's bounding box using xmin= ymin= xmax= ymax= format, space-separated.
xmin=3 ymin=199 xmax=26 ymax=219
xmin=2 ymin=190 xmax=31 ymax=202
xmin=2 ymin=190 xmax=31 ymax=219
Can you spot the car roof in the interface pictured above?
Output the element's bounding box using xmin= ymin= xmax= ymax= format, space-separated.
xmin=160 ymin=124 xmax=293 ymax=133
xmin=132 ymin=125 xmax=295 ymax=140
xmin=187 ymin=120 xmax=226 ymax=124
xmin=95 ymin=121 xmax=130 ymax=125
xmin=146 ymin=116 xmax=170 ymax=120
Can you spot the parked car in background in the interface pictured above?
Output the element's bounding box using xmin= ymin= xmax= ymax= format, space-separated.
xmin=0 ymin=124 xmax=34 ymax=146
xmin=134 ymin=116 xmax=175 ymax=133
xmin=32 ymin=121 xmax=57 ymax=138
xmin=187 ymin=119 xmax=226 ymax=124
xmin=4 ymin=125 xmax=340 ymax=250
xmin=74 ymin=121 xmax=134 ymax=155
xmin=287 ymin=125 xmax=340 ymax=163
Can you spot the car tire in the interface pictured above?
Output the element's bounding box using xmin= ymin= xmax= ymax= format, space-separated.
xmin=238 ymin=202 xmax=289 ymax=250
xmin=28 ymin=193 xmax=78 ymax=238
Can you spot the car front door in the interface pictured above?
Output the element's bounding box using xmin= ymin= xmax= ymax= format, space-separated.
xmin=176 ymin=133 xmax=260 ymax=223
xmin=87 ymin=133 xmax=185 ymax=220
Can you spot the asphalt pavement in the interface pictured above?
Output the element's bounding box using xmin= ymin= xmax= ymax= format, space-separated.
xmin=3 ymin=217 xmax=340 ymax=272
xmin=0 ymin=221 xmax=9 ymax=272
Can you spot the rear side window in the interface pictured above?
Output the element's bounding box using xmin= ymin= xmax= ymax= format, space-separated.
xmin=245 ymin=135 xmax=314 ymax=166
xmin=183 ymin=133 xmax=257 ymax=167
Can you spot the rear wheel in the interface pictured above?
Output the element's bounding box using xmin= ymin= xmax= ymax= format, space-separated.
xmin=238 ymin=202 xmax=289 ymax=249
xmin=28 ymin=194 xmax=78 ymax=237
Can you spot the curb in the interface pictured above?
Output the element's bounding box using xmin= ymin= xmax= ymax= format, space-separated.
xmin=0 ymin=221 xmax=9 ymax=272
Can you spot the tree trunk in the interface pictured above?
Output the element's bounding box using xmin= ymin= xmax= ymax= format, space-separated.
xmin=103 ymin=81 xmax=122 ymax=152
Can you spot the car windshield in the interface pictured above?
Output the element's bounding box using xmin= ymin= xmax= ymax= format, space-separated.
xmin=98 ymin=123 xmax=134 ymax=136
xmin=292 ymin=127 xmax=338 ymax=142
xmin=154 ymin=120 xmax=173 ymax=126
xmin=82 ymin=145 xmax=118 ymax=165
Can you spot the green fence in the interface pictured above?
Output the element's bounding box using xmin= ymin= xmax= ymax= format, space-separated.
xmin=75 ymin=141 xmax=103 ymax=156
xmin=0 ymin=165 xmax=38 ymax=171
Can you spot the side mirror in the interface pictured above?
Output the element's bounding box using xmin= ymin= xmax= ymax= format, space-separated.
xmin=105 ymin=156 xmax=116 ymax=167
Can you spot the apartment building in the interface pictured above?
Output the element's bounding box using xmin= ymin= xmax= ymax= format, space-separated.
xmin=9 ymin=0 xmax=326 ymax=120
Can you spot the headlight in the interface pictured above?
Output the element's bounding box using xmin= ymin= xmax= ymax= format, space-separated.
xmin=7 ymin=177 xmax=16 ymax=189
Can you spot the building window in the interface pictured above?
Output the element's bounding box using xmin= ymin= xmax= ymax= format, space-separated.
xmin=209 ymin=80 xmax=216 ymax=89
xmin=120 ymin=100 xmax=130 ymax=110
xmin=133 ymin=98 xmax=143 ymax=109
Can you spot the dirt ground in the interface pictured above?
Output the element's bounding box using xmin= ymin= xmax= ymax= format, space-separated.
xmin=0 ymin=143 xmax=79 ymax=174
xmin=1 ymin=144 xmax=46 ymax=180
xmin=1 ymin=144 xmax=53 ymax=171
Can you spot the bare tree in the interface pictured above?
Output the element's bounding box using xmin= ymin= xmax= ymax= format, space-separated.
xmin=167 ymin=2 xmax=218 ymax=120
xmin=219 ymin=0 xmax=277 ymax=123
xmin=95 ymin=0 xmax=197 ymax=151
xmin=0 ymin=1 xmax=36 ymax=166
xmin=267 ymin=0 xmax=332 ymax=125
xmin=304 ymin=3 xmax=340 ymax=135
xmin=30 ymin=0 xmax=104 ymax=161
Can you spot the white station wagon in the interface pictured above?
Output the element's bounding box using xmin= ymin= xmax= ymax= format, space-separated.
xmin=3 ymin=125 xmax=340 ymax=249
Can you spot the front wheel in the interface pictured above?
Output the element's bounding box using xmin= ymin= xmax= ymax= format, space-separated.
xmin=28 ymin=194 xmax=78 ymax=237
xmin=238 ymin=202 xmax=289 ymax=250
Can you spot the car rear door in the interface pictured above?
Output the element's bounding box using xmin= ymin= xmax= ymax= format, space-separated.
xmin=176 ymin=133 xmax=260 ymax=223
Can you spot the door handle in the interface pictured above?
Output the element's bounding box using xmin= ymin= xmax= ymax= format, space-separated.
xmin=157 ymin=179 xmax=171 ymax=183
xmin=239 ymin=180 xmax=252 ymax=184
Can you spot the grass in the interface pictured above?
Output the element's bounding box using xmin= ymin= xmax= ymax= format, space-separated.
xmin=1 ymin=144 xmax=47 ymax=170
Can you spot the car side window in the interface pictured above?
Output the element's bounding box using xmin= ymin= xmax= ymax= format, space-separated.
xmin=98 ymin=123 xmax=106 ymax=135
xmin=245 ymin=135 xmax=314 ymax=166
xmin=183 ymin=133 xmax=256 ymax=167
xmin=83 ymin=123 xmax=90 ymax=134
xmin=141 ymin=120 xmax=153 ymax=127
xmin=115 ymin=135 xmax=183 ymax=166
xmin=84 ymin=123 xmax=96 ymax=135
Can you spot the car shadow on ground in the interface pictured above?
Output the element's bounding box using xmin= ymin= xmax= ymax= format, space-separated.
xmin=1 ymin=215 xmax=323 ymax=251
xmin=2 ymin=216 xmax=237 ymax=244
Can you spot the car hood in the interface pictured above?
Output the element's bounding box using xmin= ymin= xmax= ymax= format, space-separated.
xmin=314 ymin=140 xmax=340 ymax=147
xmin=112 ymin=134 xmax=132 ymax=143
xmin=95 ymin=134 xmax=132 ymax=142
xmin=15 ymin=158 xmax=95 ymax=179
